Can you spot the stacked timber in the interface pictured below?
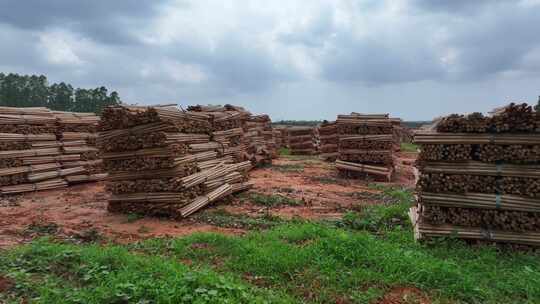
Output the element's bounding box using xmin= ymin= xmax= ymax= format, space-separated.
xmin=275 ymin=126 xmax=289 ymax=148
xmin=318 ymin=121 xmax=338 ymax=161
xmin=273 ymin=129 xmax=283 ymax=149
xmin=187 ymin=104 xmax=253 ymax=167
xmin=411 ymin=102 xmax=540 ymax=246
xmin=99 ymin=105 xmax=252 ymax=218
xmin=391 ymin=118 xmax=412 ymax=148
xmin=54 ymin=111 xmax=106 ymax=184
xmin=0 ymin=107 xmax=72 ymax=194
xmin=335 ymin=113 xmax=395 ymax=181
xmin=288 ymin=127 xmax=317 ymax=155
xmin=244 ymin=114 xmax=275 ymax=166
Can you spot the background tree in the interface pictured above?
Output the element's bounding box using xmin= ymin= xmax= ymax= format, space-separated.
xmin=0 ymin=73 xmax=121 ymax=113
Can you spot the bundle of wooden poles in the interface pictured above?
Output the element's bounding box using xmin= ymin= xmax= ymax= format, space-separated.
xmin=318 ymin=121 xmax=338 ymax=161
xmin=275 ymin=126 xmax=289 ymax=148
xmin=411 ymin=102 xmax=540 ymax=246
xmin=0 ymin=107 xmax=106 ymax=195
xmin=99 ymin=104 xmax=253 ymax=218
xmin=335 ymin=113 xmax=396 ymax=181
xmin=244 ymin=114 xmax=276 ymax=167
xmin=54 ymin=111 xmax=106 ymax=184
xmin=288 ymin=127 xmax=317 ymax=155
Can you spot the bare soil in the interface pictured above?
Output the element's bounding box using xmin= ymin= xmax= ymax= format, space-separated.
xmin=379 ymin=286 xmax=431 ymax=304
xmin=0 ymin=153 xmax=416 ymax=248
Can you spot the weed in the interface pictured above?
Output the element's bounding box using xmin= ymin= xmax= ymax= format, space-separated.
xmin=23 ymin=222 xmax=59 ymax=236
xmin=250 ymin=193 xmax=303 ymax=207
xmin=132 ymin=223 xmax=540 ymax=304
xmin=195 ymin=209 xmax=285 ymax=230
xmin=310 ymin=176 xmax=339 ymax=184
xmin=126 ymin=213 xmax=143 ymax=223
xmin=271 ymin=164 xmax=304 ymax=172
xmin=278 ymin=147 xmax=291 ymax=156
xmin=341 ymin=185 xmax=414 ymax=232
xmin=0 ymin=239 xmax=293 ymax=303
xmin=401 ymin=142 xmax=419 ymax=153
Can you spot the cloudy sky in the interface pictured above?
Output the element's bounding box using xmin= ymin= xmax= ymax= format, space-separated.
xmin=1 ymin=0 xmax=539 ymax=120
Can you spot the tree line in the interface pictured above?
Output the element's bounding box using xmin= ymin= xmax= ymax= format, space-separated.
xmin=0 ymin=73 xmax=121 ymax=113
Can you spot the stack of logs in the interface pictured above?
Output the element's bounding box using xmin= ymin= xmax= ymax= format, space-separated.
xmin=0 ymin=107 xmax=106 ymax=195
xmin=411 ymin=102 xmax=540 ymax=246
xmin=335 ymin=113 xmax=395 ymax=181
xmin=244 ymin=114 xmax=275 ymax=166
xmin=288 ymin=127 xmax=317 ymax=155
xmin=318 ymin=121 xmax=339 ymax=161
xmin=54 ymin=111 xmax=106 ymax=184
xmin=98 ymin=105 xmax=253 ymax=218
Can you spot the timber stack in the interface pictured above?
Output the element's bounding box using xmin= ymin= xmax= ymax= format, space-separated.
xmin=288 ymin=127 xmax=317 ymax=155
xmin=0 ymin=107 xmax=88 ymax=194
xmin=335 ymin=113 xmax=395 ymax=181
xmin=244 ymin=114 xmax=275 ymax=166
xmin=98 ymin=105 xmax=253 ymax=218
xmin=411 ymin=102 xmax=540 ymax=246
xmin=54 ymin=111 xmax=107 ymax=184
xmin=318 ymin=121 xmax=338 ymax=161
xmin=273 ymin=129 xmax=283 ymax=149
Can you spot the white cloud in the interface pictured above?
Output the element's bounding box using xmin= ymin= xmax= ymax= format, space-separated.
xmin=39 ymin=30 xmax=85 ymax=66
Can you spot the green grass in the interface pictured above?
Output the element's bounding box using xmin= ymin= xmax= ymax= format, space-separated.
xmin=249 ymin=193 xmax=304 ymax=207
xmin=271 ymin=163 xmax=305 ymax=172
xmin=278 ymin=147 xmax=291 ymax=156
xmin=401 ymin=142 xmax=419 ymax=153
xmin=0 ymin=239 xmax=292 ymax=304
xmin=2 ymin=185 xmax=539 ymax=303
xmin=194 ymin=209 xmax=286 ymax=230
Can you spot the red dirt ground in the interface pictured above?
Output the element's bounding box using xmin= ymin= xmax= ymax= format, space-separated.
xmin=0 ymin=153 xmax=416 ymax=248
xmin=379 ymin=286 xmax=431 ymax=304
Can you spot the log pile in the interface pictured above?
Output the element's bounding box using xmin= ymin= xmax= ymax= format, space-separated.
xmin=336 ymin=113 xmax=395 ymax=181
xmin=288 ymin=127 xmax=317 ymax=155
xmin=0 ymin=107 xmax=107 ymax=194
xmin=318 ymin=121 xmax=338 ymax=161
xmin=54 ymin=111 xmax=106 ymax=184
xmin=99 ymin=105 xmax=253 ymax=218
xmin=411 ymin=103 xmax=540 ymax=246
xmin=244 ymin=114 xmax=275 ymax=167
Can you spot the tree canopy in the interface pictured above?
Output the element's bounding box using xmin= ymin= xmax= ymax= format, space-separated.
xmin=0 ymin=73 xmax=121 ymax=113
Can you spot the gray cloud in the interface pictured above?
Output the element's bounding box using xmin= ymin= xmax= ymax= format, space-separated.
xmin=0 ymin=0 xmax=172 ymax=44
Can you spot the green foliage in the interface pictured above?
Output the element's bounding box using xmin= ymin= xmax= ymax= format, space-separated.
xmin=400 ymin=142 xmax=419 ymax=153
xmin=133 ymin=223 xmax=540 ymax=304
xmin=250 ymin=193 xmax=304 ymax=207
xmin=0 ymin=73 xmax=121 ymax=113
xmin=278 ymin=147 xmax=290 ymax=155
xmin=341 ymin=185 xmax=414 ymax=232
xmin=271 ymin=164 xmax=304 ymax=172
xmin=0 ymin=238 xmax=292 ymax=303
xmin=195 ymin=209 xmax=286 ymax=230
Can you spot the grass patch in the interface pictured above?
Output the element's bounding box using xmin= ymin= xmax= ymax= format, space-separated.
xmin=125 ymin=213 xmax=143 ymax=223
xmin=0 ymin=238 xmax=293 ymax=303
xmin=278 ymin=147 xmax=291 ymax=156
xmin=131 ymin=223 xmax=540 ymax=304
xmin=271 ymin=163 xmax=304 ymax=173
xmin=195 ymin=209 xmax=286 ymax=230
xmin=250 ymin=193 xmax=304 ymax=207
xmin=401 ymin=142 xmax=419 ymax=153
